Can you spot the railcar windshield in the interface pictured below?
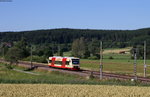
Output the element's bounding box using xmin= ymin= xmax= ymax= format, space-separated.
xmin=72 ymin=59 xmax=79 ymax=64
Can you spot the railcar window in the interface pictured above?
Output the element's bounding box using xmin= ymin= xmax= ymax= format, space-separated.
xmin=49 ymin=60 xmax=52 ymax=63
xmin=72 ymin=59 xmax=79 ymax=64
xmin=66 ymin=61 xmax=70 ymax=65
xmin=55 ymin=61 xmax=62 ymax=65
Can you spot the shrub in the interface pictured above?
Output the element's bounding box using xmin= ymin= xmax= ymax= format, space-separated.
xmin=88 ymin=56 xmax=98 ymax=60
xmin=23 ymin=56 xmax=47 ymax=63
xmin=4 ymin=64 xmax=14 ymax=69
xmin=109 ymin=56 xmax=114 ymax=59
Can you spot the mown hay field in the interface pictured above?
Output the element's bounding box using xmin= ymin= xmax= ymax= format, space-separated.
xmin=0 ymin=84 xmax=150 ymax=97
xmin=103 ymin=47 xmax=131 ymax=54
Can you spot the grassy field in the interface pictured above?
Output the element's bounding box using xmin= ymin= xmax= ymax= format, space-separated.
xmin=1 ymin=84 xmax=150 ymax=97
xmin=58 ymin=49 xmax=150 ymax=76
xmin=0 ymin=63 xmax=89 ymax=84
xmin=103 ymin=47 xmax=131 ymax=54
xmin=1 ymin=63 xmax=150 ymax=86
xmin=79 ymin=47 xmax=150 ymax=76
xmin=80 ymin=54 xmax=150 ymax=76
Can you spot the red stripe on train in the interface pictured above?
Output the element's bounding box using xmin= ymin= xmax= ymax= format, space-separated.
xmin=51 ymin=57 xmax=56 ymax=66
xmin=62 ymin=58 xmax=67 ymax=67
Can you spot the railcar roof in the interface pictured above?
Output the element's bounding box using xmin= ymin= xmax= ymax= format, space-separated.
xmin=49 ymin=56 xmax=79 ymax=59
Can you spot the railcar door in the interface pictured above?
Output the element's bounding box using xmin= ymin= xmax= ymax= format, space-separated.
xmin=62 ymin=58 xmax=67 ymax=68
xmin=51 ymin=57 xmax=56 ymax=66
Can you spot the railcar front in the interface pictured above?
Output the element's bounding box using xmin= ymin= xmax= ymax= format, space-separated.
xmin=70 ymin=58 xmax=80 ymax=70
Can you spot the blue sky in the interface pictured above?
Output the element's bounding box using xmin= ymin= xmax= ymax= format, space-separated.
xmin=0 ymin=0 xmax=150 ymax=31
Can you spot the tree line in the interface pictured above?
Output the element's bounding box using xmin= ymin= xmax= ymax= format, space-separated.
xmin=0 ymin=28 xmax=150 ymax=46
xmin=0 ymin=28 xmax=150 ymax=61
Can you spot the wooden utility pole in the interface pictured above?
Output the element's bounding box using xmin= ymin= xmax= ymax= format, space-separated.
xmin=1 ymin=43 xmax=4 ymax=59
xmin=144 ymin=41 xmax=147 ymax=77
xmin=30 ymin=45 xmax=33 ymax=68
xmin=100 ymin=41 xmax=103 ymax=80
xmin=134 ymin=48 xmax=137 ymax=80
xmin=2 ymin=47 xmax=4 ymax=59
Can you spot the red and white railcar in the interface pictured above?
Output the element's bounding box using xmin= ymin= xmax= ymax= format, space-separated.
xmin=48 ymin=56 xmax=80 ymax=70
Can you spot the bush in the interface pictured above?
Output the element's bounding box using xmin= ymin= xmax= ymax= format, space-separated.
xmin=23 ymin=56 xmax=47 ymax=63
xmin=4 ymin=64 xmax=14 ymax=69
xmin=131 ymin=56 xmax=134 ymax=59
xmin=88 ymin=56 xmax=98 ymax=60
xmin=109 ymin=56 xmax=114 ymax=59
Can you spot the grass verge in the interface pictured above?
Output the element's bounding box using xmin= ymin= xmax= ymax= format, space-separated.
xmin=0 ymin=63 xmax=150 ymax=86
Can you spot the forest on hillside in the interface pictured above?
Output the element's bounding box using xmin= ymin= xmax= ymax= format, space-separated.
xmin=0 ymin=28 xmax=150 ymax=45
xmin=0 ymin=28 xmax=150 ymax=61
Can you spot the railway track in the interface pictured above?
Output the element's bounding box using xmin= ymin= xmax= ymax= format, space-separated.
xmin=1 ymin=59 xmax=150 ymax=82
xmin=81 ymin=70 xmax=150 ymax=82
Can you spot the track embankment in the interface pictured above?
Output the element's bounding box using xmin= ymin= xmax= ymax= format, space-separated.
xmin=1 ymin=59 xmax=150 ymax=82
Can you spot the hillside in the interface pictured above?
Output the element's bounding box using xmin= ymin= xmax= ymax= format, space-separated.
xmin=0 ymin=28 xmax=150 ymax=46
xmin=1 ymin=28 xmax=150 ymax=60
